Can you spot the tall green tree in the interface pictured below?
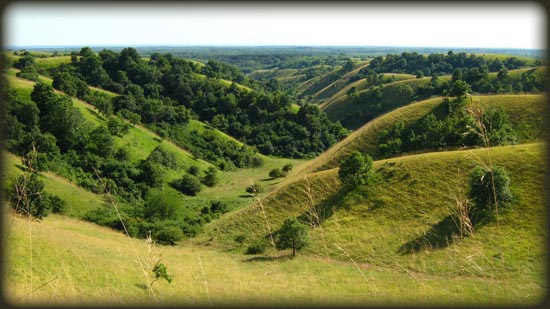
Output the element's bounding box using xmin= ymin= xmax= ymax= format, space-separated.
xmin=338 ymin=151 xmax=374 ymax=186
xmin=275 ymin=218 xmax=309 ymax=257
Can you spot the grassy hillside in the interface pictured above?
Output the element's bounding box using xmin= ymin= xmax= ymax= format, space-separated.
xmin=320 ymin=73 xmax=417 ymax=110
xmin=298 ymin=94 xmax=546 ymax=175
xmin=309 ymin=61 xmax=371 ymax=102
xmin=3 ymin=70 xmax=306 ymax=204
xmin=197 ymin=142 xmax=546 ymax=304
xmin=323 ymin=76 xmax=453 ymax=129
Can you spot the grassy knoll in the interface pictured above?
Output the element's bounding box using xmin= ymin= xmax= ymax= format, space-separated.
xmin=300 ymin=94 xmax=546 ymax=174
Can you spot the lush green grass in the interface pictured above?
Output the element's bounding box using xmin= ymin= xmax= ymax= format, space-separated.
xmin=5 ymin=143 xmax=540 ymax=306
xmin=301 ymin=94 xmax=547 ymax=174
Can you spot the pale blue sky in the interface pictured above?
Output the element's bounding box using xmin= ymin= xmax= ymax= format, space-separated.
xmin=2 ymin=2 xmax=546 ymax=49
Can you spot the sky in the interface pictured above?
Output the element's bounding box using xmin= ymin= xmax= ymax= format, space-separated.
xmin=1 ymin=1 xmax=547 ymax=50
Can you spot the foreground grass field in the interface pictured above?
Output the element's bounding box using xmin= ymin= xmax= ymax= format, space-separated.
xmin=3 ymin=209 xmax=544 ymax=307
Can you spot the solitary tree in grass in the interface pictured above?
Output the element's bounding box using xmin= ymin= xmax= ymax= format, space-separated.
xmin=468 ymin=166 xmax=513 ymax=223
xmin=275 ymin=218 xmax=309 ymax=257
xmin=338 ymin=151 xmax=374 ymax=186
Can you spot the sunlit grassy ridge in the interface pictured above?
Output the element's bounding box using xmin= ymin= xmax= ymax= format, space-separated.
xmin=296 ymin=94 xmax=546 ymax=175
xmin=198 ymin=142 xmax=546 ymax=302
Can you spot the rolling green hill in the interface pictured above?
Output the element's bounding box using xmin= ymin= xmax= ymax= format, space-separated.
xmin=296 ymin=94 xmax=546 ymax=175
xmin=196 ymin=142 xmax=546 ymax=303
xmin=3 ymin=70 xmax=305 ymax=204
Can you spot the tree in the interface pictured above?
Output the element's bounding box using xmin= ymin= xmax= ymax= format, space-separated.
xmin=338 ymin=151 xmax=374 ymax=186
xmin=8 ymin=173 xmax=50 ymax=220
xmin=143 ymin=187 xmax=181 ymax=221
xmin=246 ymin=182 xmax=262 ymax=195
xmin=468 ymin=166 xmax=513 ymax=222
xmin=201 ymin=166 xmax=219 ymax=187
xmin=282 ymin=164 xmax=293 ymax=174
xmin=172 ymin=173 xmax=202 ymax=196
xmin=275 ymin=218 xmax=309 ymax=256
xmin=268 ymin=168 xmax=286 ymax=179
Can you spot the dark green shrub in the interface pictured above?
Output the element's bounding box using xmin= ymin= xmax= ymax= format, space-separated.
xmin=201 ymin=166 xmax=219 ymax=187
xmin=268 ymin=168 xmax=286 ymax=179
xmin=245 ymin=239 xmax=267 ymax=255
xmin=275 ymin=218 xmax=309 ymax=256
xmin=188 ymin=165 xmax=200 ymax=176
xmin=338 ymin=151 xmax=374 ymax=186
xmin=246 ymin=183 xmax=262 ymax=195
xmin=8 ymin=173 xmax=50 ymax=219
xmin=172 ymin=173 xmax=202 ymax=196
xmin=469 ymin=166 xmax=513 ymax=221
xmin=44 ymin=194 xmax=66 ymax=214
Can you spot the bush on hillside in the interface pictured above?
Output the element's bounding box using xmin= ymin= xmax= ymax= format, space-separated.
xmin=338 ymin=151 xmax=374 ymax=186
xmin=468 ymin=166 xmax=513 ymax=222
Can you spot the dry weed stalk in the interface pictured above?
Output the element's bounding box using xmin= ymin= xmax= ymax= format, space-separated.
xmin=93 ymin=169 xmax=170 ymax=303
xmin=300 ymin=176 xmax=329 ymax=258
xmin=249 ymin=180 xmax=279 ymax=261
xmin=465 ymin=98 xmax=509 ymax=301
xmin=449 ymin=169 xmax=475 ymax=238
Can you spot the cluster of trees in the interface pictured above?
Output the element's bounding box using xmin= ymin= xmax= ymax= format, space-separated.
xmin=43 ymin=47 xmax=347 ymax=160
xmin=342 ymin=66 xmax=544 ymax=130
xmin=377 ymin=97 xmax=517 ymax=159
xmin=3 ymin=81 xmax=226 ymax=244
xmin=366 ymin=51 xmax=536 ymax=76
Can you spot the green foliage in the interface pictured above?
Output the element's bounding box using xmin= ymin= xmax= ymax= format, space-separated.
xmin=469 ymin=166 xmax=513 ymax=221
xmin=152 ymin=262 xmax=173 ymax=284
xmin=8 ymin=173 xmax=50 ymax=220
xmin=148 ymin=146 xmax=178 ymax=169
xmin=282 ymin=163 xmax=293 ymax=173
xmin=268 ymin=168 xmax=286 ymax=179
xmin=201 ymin=166 xmax=219 ymax=187
xmin=172 ymin=173 xmax=202 ymax=196
xmin=482 ymin=106 xmax=518 ymax=145
xmin=338 ymin=151 xmax=374 ymax=186
xmin=143 ymin=187 xmax=181 ymax=221
xmin=246 ymin=183 xmax=262 ymax=195
xmin=188 ymin=165 xmax=200 ymax=176
xmin=234 ymin=234 xmax=246 ymax=245
xmin=275 ymin=218 xmax=309 ymax=256
xmin=245 ymin=239 xmax=268 ymax=255
xmin=107 ymin=116 xmax=130 ymax=137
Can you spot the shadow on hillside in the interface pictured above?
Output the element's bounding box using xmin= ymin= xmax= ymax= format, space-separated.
xmin=242 ymin=253 xmax=294 ymax=263
xmin=297 ymin=185 xmax=354 ymax=227
xmin=397 ymin=215 xmax=460 ymax=255
xmin=86 ymin=107 xmax=105 ymax=123
xmin=398 ymin=214 xmax=488 ymax=255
